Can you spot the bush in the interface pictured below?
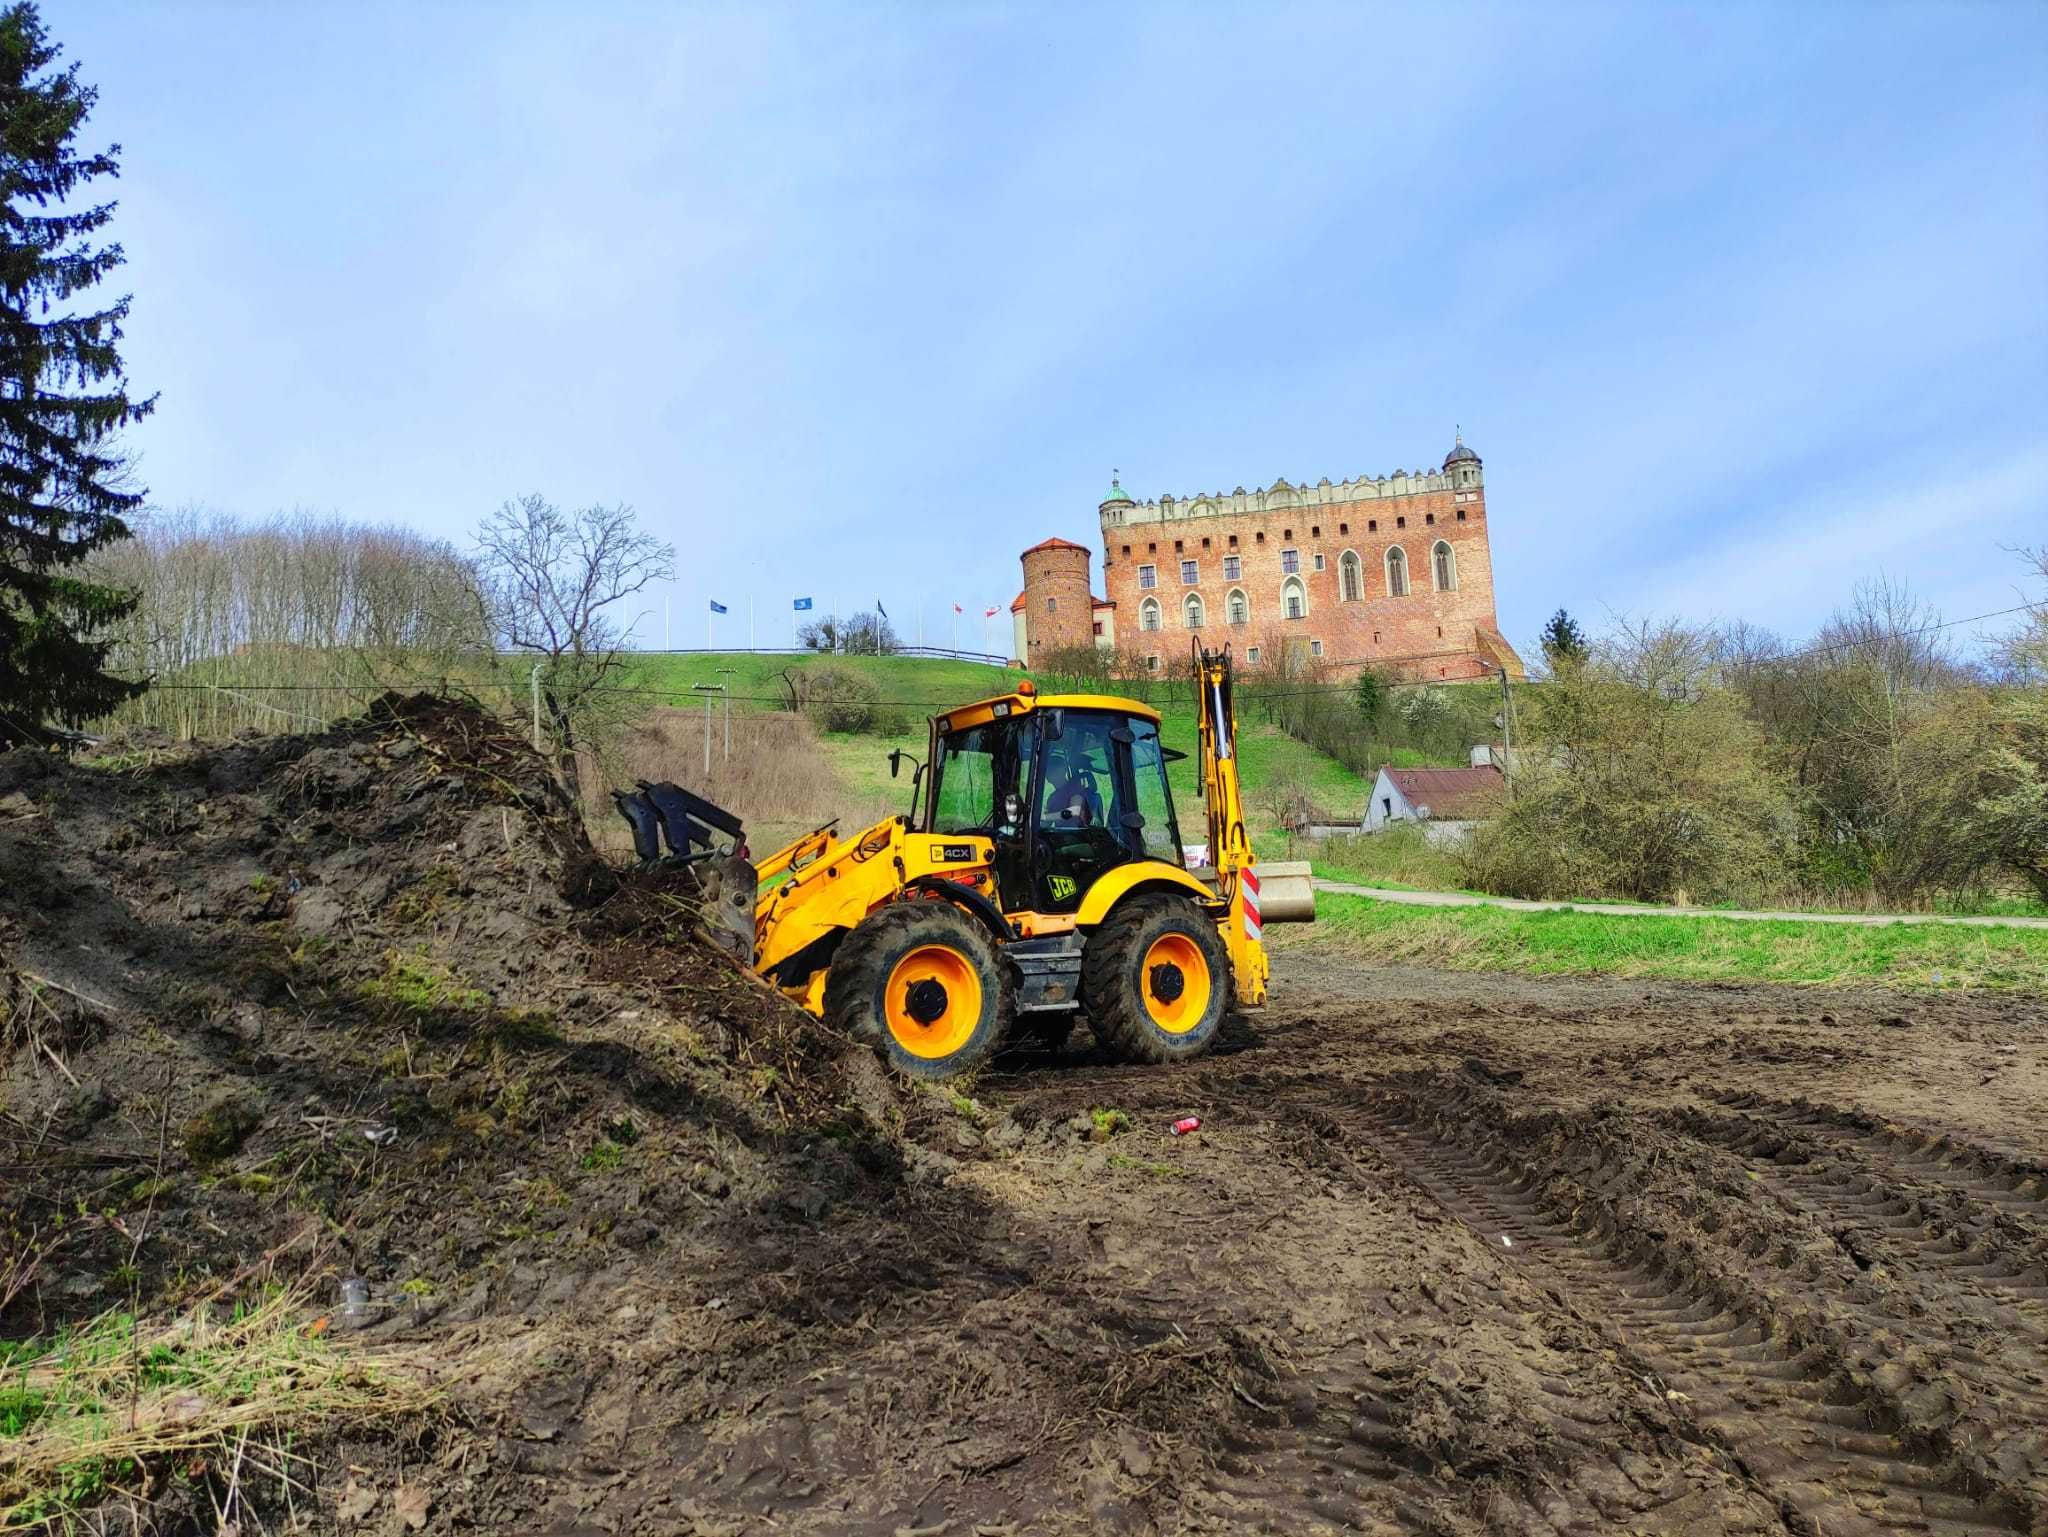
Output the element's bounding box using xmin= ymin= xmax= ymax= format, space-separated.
xmin=1459 ymin=657 xmax=1797 ymax=905
xmin=797 ymin=664 xmax=881 ymax=733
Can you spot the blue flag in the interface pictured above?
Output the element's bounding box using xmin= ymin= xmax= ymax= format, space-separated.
xmin=876 ymin=600 xmax=889 ymax=619
xmin=708 ymin=599 xmax=728 ymax=615
xmin=793 ymin=597 xmax=813 ymax=611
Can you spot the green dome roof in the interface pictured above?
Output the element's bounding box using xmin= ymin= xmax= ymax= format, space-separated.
xmin=1102 ymin=474 xmax=1134 ymax=504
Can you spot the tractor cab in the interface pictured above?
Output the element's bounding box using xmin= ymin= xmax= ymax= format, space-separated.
xmin=920 ymin=689 xmax=1186 ymax=918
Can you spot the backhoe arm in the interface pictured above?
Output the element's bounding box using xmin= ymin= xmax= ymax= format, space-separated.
xmin=1193 ymin=643 xmax=1269 ymax=1005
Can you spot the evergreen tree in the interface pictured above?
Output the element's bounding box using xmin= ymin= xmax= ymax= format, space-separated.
xmin=0 ymin=2 xmax=152 ymax=740
xmin=1539 ymin=608 xmax=1587 ymax=668
xmin=1352 ymin=664 xmax=1385 ymax=725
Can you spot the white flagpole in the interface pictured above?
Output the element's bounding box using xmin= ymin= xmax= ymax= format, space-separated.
xmin=750 ymin=595 xmax=756 ymax=651
xmin=664 ymin=596 xmax=671 ymax=652
xmin=706 ymin=605 xmax=712 ymax=651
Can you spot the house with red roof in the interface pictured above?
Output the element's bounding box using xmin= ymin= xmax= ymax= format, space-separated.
xmin=1363 ymin=762 xmax=1505 ymax=842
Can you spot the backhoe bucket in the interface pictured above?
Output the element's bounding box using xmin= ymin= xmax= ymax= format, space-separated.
xmin=1256 ymin=860 xmax=1315 ymax=923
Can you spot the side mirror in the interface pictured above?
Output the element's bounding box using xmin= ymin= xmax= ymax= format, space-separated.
xmin=888 ymin=749 xmax=902 ymax=779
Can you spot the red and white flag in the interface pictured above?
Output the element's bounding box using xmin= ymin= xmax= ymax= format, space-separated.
xmin=983 ymin=606 xmax=999 ymax=618
xmin=953 ymin=603 xmax=963 ymax=614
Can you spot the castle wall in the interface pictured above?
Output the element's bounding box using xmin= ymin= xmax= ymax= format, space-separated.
xmin=1099 ymin=469 xmax=1507 ymax=679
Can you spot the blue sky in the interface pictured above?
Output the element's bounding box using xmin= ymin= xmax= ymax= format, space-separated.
xmin=59 ymin=1 xmax=2048 ymax=657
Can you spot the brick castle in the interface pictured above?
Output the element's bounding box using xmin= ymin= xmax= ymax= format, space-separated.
xmin=1010 ymin=435 xmax=1523 ymax=680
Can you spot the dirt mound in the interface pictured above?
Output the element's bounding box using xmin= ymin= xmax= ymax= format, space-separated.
xmin=0 ymin=696 xmax=930 ymax=1532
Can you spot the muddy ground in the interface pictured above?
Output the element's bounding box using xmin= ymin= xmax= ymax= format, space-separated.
xmin=3 ymin=705 xmax=2044 ymax=1535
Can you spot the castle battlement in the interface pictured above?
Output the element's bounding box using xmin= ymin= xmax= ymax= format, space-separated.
xmin=1099 ymin=464 xmax=1477 ymax=528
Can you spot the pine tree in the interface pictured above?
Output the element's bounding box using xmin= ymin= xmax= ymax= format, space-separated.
xmin=1539 ymin=608 xmax=1587 ymax=668
xmin=1352 ymin=664 xmax=1385 ymax=725
xmin=0 ymin=2 xmax=152 ymax=740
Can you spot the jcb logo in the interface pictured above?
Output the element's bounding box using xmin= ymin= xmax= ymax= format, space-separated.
xmin=1046 ymin=875 xmax=1077 ymax=902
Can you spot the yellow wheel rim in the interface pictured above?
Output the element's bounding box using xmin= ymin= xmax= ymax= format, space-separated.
xmin=882 ymin=943 xmax=984 ymax=1059
xmin=1140 ymin=933 xmax=1211 ymax=1035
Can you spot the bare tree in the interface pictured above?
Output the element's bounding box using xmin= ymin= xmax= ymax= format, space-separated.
xmin=475 ymin=495 xmax=673 ymax=801
xmin=83 ymin=506 xmax=489 ymax=737
xmin=1994 ymin=545 xmax=2048 ymax=684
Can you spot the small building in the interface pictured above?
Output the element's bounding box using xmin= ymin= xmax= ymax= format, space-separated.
xmin=1363 ymin=763 xmax=1505 ymax=844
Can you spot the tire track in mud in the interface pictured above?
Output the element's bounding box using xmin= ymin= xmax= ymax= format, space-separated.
xmin=994 ymin=1053 xmax=1766 ymax=1535
xmin=1712 ymin=1093 xmax=2048 ymax=1254
xmin=1345 ymin=1082 xmax=2035 ymax=1537
xmin=1680 ymin=1105 xmax=2048 ymax=1335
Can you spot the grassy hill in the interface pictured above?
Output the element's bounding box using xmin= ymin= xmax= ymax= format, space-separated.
xmin=620 ymin=651 xmax=1376 ymax=838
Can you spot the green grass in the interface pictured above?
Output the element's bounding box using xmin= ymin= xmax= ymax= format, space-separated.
xmin=1150 ymin=707 xmax=1372 ymax=832
xmin=633 ymin=652 xmax=1376 ymax=842
xmin=1285 ymin=892 xmax=2048 ymax=993
xmin=0 ymin=1287 xmax=432 ymax=1531
xmin=619 ymin=651 xmax=1023 ymax=712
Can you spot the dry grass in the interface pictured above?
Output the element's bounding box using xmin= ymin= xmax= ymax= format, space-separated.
xmin=1307 ymin=826 xmax=1469 ymax=892
xmin=0 ymin=1281 xmax=436 ymax=1532
xmin=584 ymin=708 xmax=893 ymax=858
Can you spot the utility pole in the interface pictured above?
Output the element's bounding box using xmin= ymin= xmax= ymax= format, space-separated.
xmin=1498 ymin=666 xmax=1515 ymax=791
xmin=691 ymin=683 xmax=725 ymax=776
xmin=715 ymin=667 xmax=737 ymax=759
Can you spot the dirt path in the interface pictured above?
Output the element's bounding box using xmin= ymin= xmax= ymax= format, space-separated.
xmin=1315 ymin=879 xmax=2048 ymax=929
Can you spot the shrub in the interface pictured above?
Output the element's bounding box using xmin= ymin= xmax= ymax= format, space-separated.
xmin=1459 ymin=656 xmax=1797 ymax=905
xmin=797 ymin=665 xmax=881 ymax=733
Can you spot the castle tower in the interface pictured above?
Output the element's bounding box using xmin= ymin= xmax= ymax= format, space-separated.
xmin=1445 ymin=429 xmax=1483 ymax=492
xmin=1016 ymin=534 xmax=1097 ymax=664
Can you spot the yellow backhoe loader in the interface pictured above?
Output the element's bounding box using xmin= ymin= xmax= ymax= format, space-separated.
xmin=613 ymin=644 xmax=1313 ymax=1078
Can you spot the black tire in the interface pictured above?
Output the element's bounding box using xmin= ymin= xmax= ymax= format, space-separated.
xmin=824 ymin=903 xmax=1014 ymax=1080
xmin=1081 ymin=894 xmax=1232 ymax=1064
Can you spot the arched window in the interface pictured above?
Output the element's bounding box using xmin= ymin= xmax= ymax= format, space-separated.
xmin=1227 ymin=587 xmax=1248 ymax=626
xmin=1140 ymin=597 xmax=1161 ymax=632
xmin=1282 ymin=576 xmax=1307 ymax=620
xmin=1339 ymin=549 xmax=1363 ymax=601
xmin=1385 ymin=546 xmax=1409 ymax=597
xmin=1184 ymin=592 xmax=1205 ymax=629
xmin=1433 ymin=540 xmax=1457 ymax=591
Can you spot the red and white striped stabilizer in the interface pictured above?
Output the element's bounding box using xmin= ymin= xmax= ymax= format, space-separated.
xmin=1240 ymin=865 xmax=1261 ymax=942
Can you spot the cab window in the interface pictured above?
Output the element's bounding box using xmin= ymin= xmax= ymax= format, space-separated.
xmin=1128 ymin=717 xmax=1183 ymax=864
xmin=929 ymin=720 xmax=1032 ymax=836
xmin=1034 ymin=711 xmax=1130 ymax=912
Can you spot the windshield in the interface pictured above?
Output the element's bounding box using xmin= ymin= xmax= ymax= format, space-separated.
xmin=928 ymin=718 xmax=1034 ymax=835
xmin=1127 ymin=716 xmax=1184 ymax=864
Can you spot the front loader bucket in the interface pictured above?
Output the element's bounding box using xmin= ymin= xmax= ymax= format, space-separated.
xmin=1257 ymin=861 xmax=1315 ymax=923
xmin=608 ymin=783 xmax=757 ymax=961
